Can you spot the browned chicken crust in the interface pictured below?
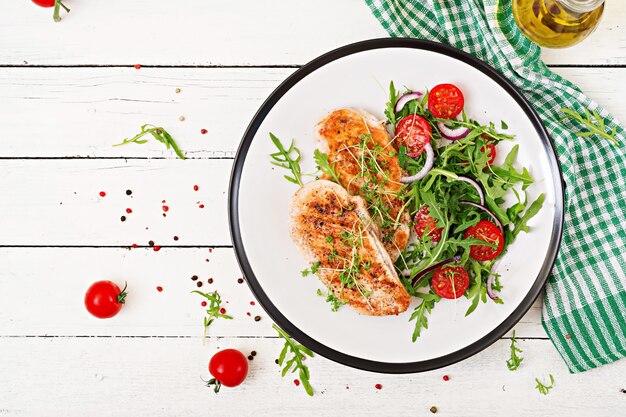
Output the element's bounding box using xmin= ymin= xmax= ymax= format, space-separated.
xmin=290 ymin=180 xmax=410 ymax=316
xmin=316 ymin=108 xmax=410 ymax=261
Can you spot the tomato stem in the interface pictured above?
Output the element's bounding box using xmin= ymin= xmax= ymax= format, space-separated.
xmin=202 ymin=377 xmax=221 ymax=394
xmin=53 ymin=0 xmax=70 ymax=22
xmin=117 ymin=281 xmax=128 ymax=304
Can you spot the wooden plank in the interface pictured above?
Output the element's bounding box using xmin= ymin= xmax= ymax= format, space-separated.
xmin=1 ymin=67 xmax=624 ymax=159
xmin=1 ymin=337 xmax=624 ymax=417
xmin=1 ymin=1 xmax=624 ymax=66
xmin=0 ymin=247 xmax=544 ymax=338
xmin=0 ymin=159 xmax=232 ymax=246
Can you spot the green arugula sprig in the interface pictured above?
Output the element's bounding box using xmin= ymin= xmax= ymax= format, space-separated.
xmin=269 ymin=133 xmax=304 ymax=186
xmin=314 ymin=149 xmax=341 ymax=184
xmin=506 ymin=330 xmax=524 ymax=371
xmin=535 ymin=374 xmax=555 ymax=395
xmin=273 ymin=324 xmax=315 ymax=396
xmin=113 ymin=124 xmax=185 ymax=159
xmin=561 ymin=107 xmax=620 ymax=147
xmin=192 ymin=290 xmax=233 ymax=340
xmin=409 ymin=291 xmax=440 ymax=342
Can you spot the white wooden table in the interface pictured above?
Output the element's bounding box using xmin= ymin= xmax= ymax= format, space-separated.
xmin=1 ymin=1 xmax=625 ymax=415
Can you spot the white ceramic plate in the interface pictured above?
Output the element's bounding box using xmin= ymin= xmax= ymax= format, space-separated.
xmin=229 ymin=39 xmax=564 ymax=373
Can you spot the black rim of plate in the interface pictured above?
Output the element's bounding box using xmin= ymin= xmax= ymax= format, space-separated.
xmin=228 ymin=38 xmax=565 ymax=374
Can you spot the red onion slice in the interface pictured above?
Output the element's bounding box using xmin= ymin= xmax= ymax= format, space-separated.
xmin=486 ymin=272 xmax=500 ymax=301
xmin=394 ymin=91 xmax=423 ymax=113
xmin=460 ymin=201 xmax=504 ymax=233
xmin=437 ymin=120 xmax=470 ymax=141
xmin=456 ymin=176 xmax=485 ymax=206
xmin=401 ymin=143 xmax=434 ymax=183
xmin=404 ymin=255 xmax=462 ymax=284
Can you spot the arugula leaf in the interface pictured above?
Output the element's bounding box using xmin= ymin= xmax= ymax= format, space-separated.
xmin=313 ymin=149 xmax=341 ymax=184
xmin=409 ymin=291 xmax=441 ymax=341
xmin=113 ymin=124 xmax=185 ymax=159
xmin=269 ymin=133 xmax=304 ymax=186
xmin=384 ymin=81 xmax=400 ymax=130
xmin=506 ymin=330 xmax=524 ymax=371
xmin=561 ymin=107 xmax=620 ymax=147
xmin=512 ymin=193 xmax=545 ymax=237
xmin=535 ymin=374 xmax=555 ymax=395
xmin=273 ymin=324 xmax=315 ymax=396
xmin=192 ymin=290 xmax=233 ymax=340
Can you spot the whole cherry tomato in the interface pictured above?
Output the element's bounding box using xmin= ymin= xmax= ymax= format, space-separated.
xmin=205 ymin=349 xmax=249 ymax=393
xmin=84 ymin=281 xmax=127 ymax=319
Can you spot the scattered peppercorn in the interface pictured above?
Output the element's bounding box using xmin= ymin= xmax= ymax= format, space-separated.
xmin=126 ymin=190 xmax=132 ymax=196
xmin=293 ymin=379 xmax=300 ymax=386
xmin=275 ymin=359 xmax=279 ymax=364
xmin=162 ymin=205 xmax=169 ymax=212
xmin=175 ymin=88 xmax=181 ymax=93
xmin=254 ymin=316 xmax=261 ymax=322
xmin=196 ymin=282 xmax=203 ymax=288
xmin=430 ymin=406 xmax=438 ymax=414
xmin=148 ymin=240 xmax=154 ymax=247
xmin=191 ymin=275 xmax=198 ymax=281
xmin=219 ymin=308 xmax=226 ymax=314
xmin=179 ymin=116 xmax=185 ymax=121
xmin=200 ymin=129 xmax=208 ymax=134
xmin=443 ymin=375 xmax=450 ymax=381
xmin=565 ymin=334 xmax=571 ymax=340
xmin=208 ymin=278 xmax=214 ymax=284
xmin=132 ymin=243 xmax=138 ymax=248
xmin=153 ymin=246 xmax=161 ymax=252
xmin=120 ymin=216 xmax=126 ymax=222
xmin=99 ymin=191 xmax=106 ymax=197
xmin=248 ymin=355 xmax=254 ymax=361
xmin=199 ymin=204 xmax=205 ymax=209
xmin=375 ymin=384 xmax=382 ymax=390
xmin=201 ymin=301 xmax=207 ymax=307
xmin=173 ymin=236 xmax=179 ymax=241
xmin=250 ymin=301 xmax=255 ymax=306
xmin=193 ymin=185 xmax=199 ymax=191
xmin=156 ymin=286 xmax=163 ymax=292
xmin=621 ymin=388 xmax=626 ymax=394
xmin=126 ymin=208 xmax=133 ymax=214
xmin=134 ymin=64 xmax=141 ymax=69
xmin=237 ymin=278 xmax=244 ymax=284
xmin=251 ymin=351 xmax=257 ymax=356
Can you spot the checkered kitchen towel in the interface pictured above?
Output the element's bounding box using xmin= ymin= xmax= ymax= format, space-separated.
xmin=365 ymin=0 xmax=626 ymax=372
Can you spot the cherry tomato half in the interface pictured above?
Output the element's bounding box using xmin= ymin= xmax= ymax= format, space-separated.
xmin=414 ymin=205 xmax=443 ymax=242
xmin=31 ymin=0 xmax=55 ymax=7
xmin=428 ymin=83 xmax=465 ymax=119
xmin=480 ymin=134 xmax=497 ymax=165
xmin=207 ymin=349 xmax=248 ymax=393
xmin=84 ymin=280 xmax=127 ymax=319
xmin=431 ymin=265 xmax=470 ymax=299
xmin=464 ymin=220 xmax=504 ymax=261
xmin=394 ymin=114 xmax=432 ymax=158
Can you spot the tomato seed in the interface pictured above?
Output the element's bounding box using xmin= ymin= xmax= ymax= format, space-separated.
xmin=375 ymin=384 xmax=383 ymax=390
xmin=200 ymin=129 xmax=208 ymax=135
xmin=443 ymin=375 xmax=450 ymax=381
xmin=193 ymin=185 xmax=199 ymax=191
xmin=126 ymin=208 xmax=132 ymax=214
xmin=99 ymin=191 xmax=106 ymax=197
xmin=134 ymin=64 xmax=141 ymax=69
xmin=153 ymin=245 xmax=161 ymax=252
xmin=201 ymin=301 xmax=207 ymax=307
xmin=156 ymin=286 xmax=163 ymax=292
xmin=293 ymin=379 xmax=300 ymax=386
xmin=162 ymin=205 xmax=169 ymax=212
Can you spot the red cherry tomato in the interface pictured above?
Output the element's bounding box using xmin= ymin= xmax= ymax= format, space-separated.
xmin=464 ymin=220 xmax=504 ymax=261
xmin=206 ymin=349 xmax=248 ymax=393
xmin=431 ymin=265 xmax=470 ymax=299
xmin=428 ymin=83 xmax=465 ymax=119
xmin=414 ymin=205 xmax=443 ymax=242
xmin=84 ymin=280 xmax=127 ymax=319
xmin=480 ymin=134 xmax=497 ymax=165
xmin=394 ymin=115 xmax=432 ymax=158
xmin=32 ymin=0 xmax=55 ymax=7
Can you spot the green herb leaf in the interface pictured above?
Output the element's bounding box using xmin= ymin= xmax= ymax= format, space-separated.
xmin=192 ymin=290 xmax=233 ymax=340
xmin=512 ymin=193 xmax=545 ymax=237
xmin=314 ymin=149 xmax=341 ymax=184
xmin=535 ymin=374 xmax=555 ymax=395
xmin=409 ymin=291 xmax=441 ymax=341
xmin=269 ymin=133 xmax=304 ymax=186
xmin=273 ymin=324 xmax=315 ymax=396
xmin=506 ymin=330 xmax=524 ymax=371
xmin=561 ymin=107 xmax=620 ymax=147
xmin=113 ymin=124 xmax=185 ymax=159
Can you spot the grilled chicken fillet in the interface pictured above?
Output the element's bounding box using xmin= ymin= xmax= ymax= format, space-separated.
xmin=290 ymin=180 xmax=410 ymax=316
xmin=316 ymin=108 xmax=410 ymax=261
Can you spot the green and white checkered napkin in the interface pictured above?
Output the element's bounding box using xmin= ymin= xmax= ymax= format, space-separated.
xmin=365 ymin=0 xmax=626 ymax=372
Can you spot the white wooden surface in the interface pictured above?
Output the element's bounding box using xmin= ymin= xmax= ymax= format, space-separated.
xmin=1 ymin=1 xmax=625 ymax=416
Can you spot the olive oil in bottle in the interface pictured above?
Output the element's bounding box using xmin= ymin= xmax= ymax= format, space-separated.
xmin=512 ymin=0 xmax=604 ymax=48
